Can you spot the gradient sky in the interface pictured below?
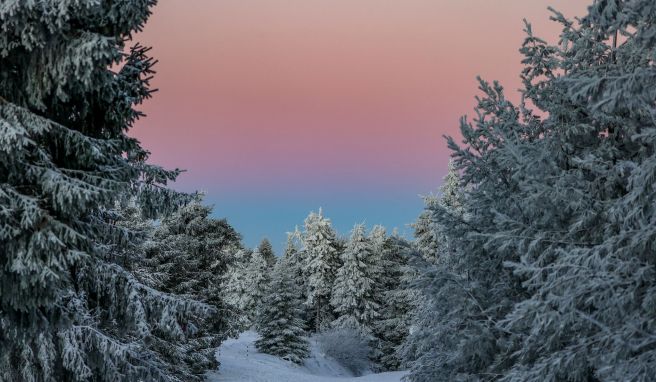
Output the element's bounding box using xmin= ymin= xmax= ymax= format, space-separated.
xmin=132 ymin=0 xmax=589 ymax=253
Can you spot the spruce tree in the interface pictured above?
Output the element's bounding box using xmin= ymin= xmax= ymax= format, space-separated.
xmin=411 ymin=162 xmax=462 ymax=265
xmin=255 ymin=257 xmax=309 ymax=364
xmin=371 ymin=235 xmax=415 ymax=371
xmin=243 ymin=249 xmax=270 ymax=327
xmin=401 ymin=156 xmax=472 ymax=382
xmin=330 ymin=224 xmax=379 ymax=336
xmin=406 ymin=2 xmax=656 ymax=381
xmin=0 ymin=2 xmax=201 ymax=380
xmin=283 ymin=228 xmax=306 ymax=301
xmin=368 ymin=225 xmax=388 ymax=294
xmin=147 ymin=201 xmax=242 ymax=375
xmin=495 ymin=3 xmax=656 ymax=380
xmin=222 ymin=248 xmax=255 ymax=331
xmin=112 ymin=202 xmax=221 ymax=381
xmin=257 ymin=238 xmax=276 ymax=267
xmin=302 ymin=209 xmax=341 ymax=332
xmin=411 ymin=194 xmax=440 ymax=262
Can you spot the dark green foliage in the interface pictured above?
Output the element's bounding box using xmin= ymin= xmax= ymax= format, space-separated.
xmin=0 ymin=1 xmax=200 ymax=380
xmin=258 ymin=238 xmax=276 ymax=267
xmin=371 ymin=236 xmax=415 ymax=371
xmin=255 ymin=258 xmax=309 ymax=364
xmin=146 ymin=201 xmax=242 ymax=374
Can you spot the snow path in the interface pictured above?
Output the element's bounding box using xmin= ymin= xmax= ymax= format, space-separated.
xmin=206 ymin=331 xmax=407 ymax=382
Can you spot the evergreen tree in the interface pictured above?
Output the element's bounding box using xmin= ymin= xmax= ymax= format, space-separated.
xmin=495 ymin=3 xmax=656 ymax=380
xmin=411 ymin=194 xmax=440 ymax=262
xmin=243 ymin=249 xmax=270 ymax=327
xmin=147 ymin=201 xmax=242 ymax=375
xmin=368 ymin=225 xmax=388 ymax=293
xmin=283 ymin=228 xmax=306 ymax=300
xmin=411 ymin=161 xmax=462 ymax=265
xmin=0 ymin=2 xmax=201 ymax=380
xmin=302 ymin=209 xmax=341 ymax=332
xmin=255 ymin=257 xmax=309 ymax=364
xmin=371 ymin=235 xmax=415 ymax=371
xmin=401 ymin=157 xmax=471 ymax=382
xmin=222 ymin=249 xmax=253 ymax=331
xmin=331 ymin=224 xmax=379 ymax=336
xmin=440 ymin=160 xmax=464 ymax=215
xmin=112 ymin=202 xmax=222 ymax=381
xmin=257 ymin=238 xmax=276 ymax=267
xmin=406 ymin=2 xmax=656 ymax=381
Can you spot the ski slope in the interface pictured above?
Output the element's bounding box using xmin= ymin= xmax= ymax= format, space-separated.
xmin=207 ymin=331 xmax=407 ymax=382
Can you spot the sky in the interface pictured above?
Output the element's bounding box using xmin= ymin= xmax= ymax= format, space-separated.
xmin=132 ymin=0 xmax=589 ymax=253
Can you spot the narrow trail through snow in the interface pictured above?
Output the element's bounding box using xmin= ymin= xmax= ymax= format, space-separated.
xmin=207 ymin=331 xmax=407 ymax=382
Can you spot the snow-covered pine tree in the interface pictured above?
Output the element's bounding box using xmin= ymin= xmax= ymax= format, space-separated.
xmin=440 ymin=160 xmax=464 ymax=215
xmin=433 ymin=160 xmax=465 ymax=269
xmin=368 ymin=225 xmax=388 ymax=292
xmin=491 ymin=3 xmax=656 ymax=380
xmin=283 ymin=228 xmax=306 ymax=300
xmin=222 ymin=248 xmax=253 ymax=331
xmin=331 ymin=224 xmax=380 ymax=336
xmin=257 ymin=238 xmax=277 ymax=267
xmin=407 ymin=2 xmax=656 ymax=381
xmin=302 ymin=209 xmax=342 ymax=332
xmin=401 ymin=156 xmax=474 ymax=382
xmin=111 ymin=201 xmax=224 ymax=381
xmin=411 ymin=161 xmax=463 ymax=265
xmin=371 ymin=235 xmax=415 ymax=371
xmin=255 ymin=256 xmax=309 ymax=364
xmin=243 ymin=248 xmax=270 ymax=327
xmin=410 ymin=194 xmax=440 ymax=262
xmin=146 ymin=200 xmax=242 ymax=375
xmin=0 ymin=2 xmax=207 ymax=380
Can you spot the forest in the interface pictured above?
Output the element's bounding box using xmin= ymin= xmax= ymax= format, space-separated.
xmin=1 ymin=0 xmax=655 ymax=381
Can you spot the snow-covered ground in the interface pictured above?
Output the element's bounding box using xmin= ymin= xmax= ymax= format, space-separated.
xmin=207 ymin=331 xmax=407 ymax=382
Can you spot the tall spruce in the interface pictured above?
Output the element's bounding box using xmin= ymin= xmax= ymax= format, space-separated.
xmin=302 ymin=209 xmax=341 ymax=332
xmin=0 ymin=1 xmax=204 ymax=380
xmin=283 ymin=228 xmax=306 ymax=301
xmin=243 ymin=249 xmax=270 ymax=327
xmin=222 ymin=249 xmax=254 ymax=331
xmin=257 ymin=238 xmax=276 ymax=267
xmin=406 ymin=1 xmax=656 ymax=381
xmin=371 ymin=235 xmax=415 ymax=371
xmin=411 ymin=194 xmax=440 ymax=262
xmin=255 ymin=257 xmax=309 ymax=364
xmin=401 ymin=155 xmax=471 ymax=382
xmin=495 ymin=3 xmax=656 ymax=380
xmin=146 ymin=201 xmax=242 ymax=375
xmin=368 ymin=225 xmax=388 ymax=295
xmin=112 ymin=202 xmax=222 ymax=381
xmin=331 ymin=224 xmax=380 ymax=336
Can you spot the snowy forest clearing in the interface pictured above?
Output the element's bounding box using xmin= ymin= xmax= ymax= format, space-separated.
xmin=207 ymin=332 xmax=407 ymax=382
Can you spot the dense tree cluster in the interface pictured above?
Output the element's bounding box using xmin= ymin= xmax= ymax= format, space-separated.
xmin=248 ymin=210 xmax=415 ymax=369
xmin=402 ymin=2 xmax=656 ymax=381
xmin=0 ymin=2 xmax=242 ymax=380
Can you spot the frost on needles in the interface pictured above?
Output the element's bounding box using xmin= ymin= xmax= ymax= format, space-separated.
xmin=0 ymin=2 xmax=238 ymax=381
xmin=255 ymin=256 xmax=310 ymax=364
xmin=401 ymin=1 xmax=656 ymax=381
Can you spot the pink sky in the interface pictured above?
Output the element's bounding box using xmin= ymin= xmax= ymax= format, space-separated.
xmin=132 ymin=0 xmax=590 ymax=249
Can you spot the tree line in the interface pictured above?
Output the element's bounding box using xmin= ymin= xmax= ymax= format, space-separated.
xmin=223 ymin=209 xmax=418 ymax=370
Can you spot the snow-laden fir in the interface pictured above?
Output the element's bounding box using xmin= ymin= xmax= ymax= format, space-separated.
xmin=330 ymin=224 xmax=380 ymax=336
xmin=254 ymin=256 xmax=309 ymax=364
xmin=401 ymin=2 xmax=656 ymax=381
